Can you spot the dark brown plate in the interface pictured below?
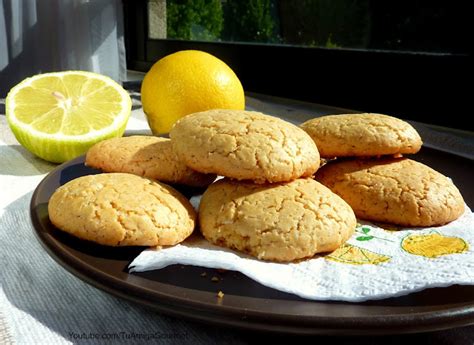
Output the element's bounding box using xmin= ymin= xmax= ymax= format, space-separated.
xmin=31 ymin=149 xmax=474 ymax=335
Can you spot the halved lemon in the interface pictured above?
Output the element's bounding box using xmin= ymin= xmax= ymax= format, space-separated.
xmin=6 ymin=71 xmax=132 ymax=163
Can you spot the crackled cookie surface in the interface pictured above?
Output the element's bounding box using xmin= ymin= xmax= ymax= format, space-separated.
xmin=48 ymin=173 xmax=196 ymax=246
xmin=199 ymin=178 xmax=356 ymax=262
xmin=170 ymin=110 xmax=320 ymax=183
xmin=315 ymin=158 xmax=464 ymax=226
xmin=301 ymin=113 xmax=422 ymax=158
xmin=86 ymin=136 xmax=215 ymax=187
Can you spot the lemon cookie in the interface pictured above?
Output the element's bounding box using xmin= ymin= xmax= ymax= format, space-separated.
xmin=300 ymin=113 xmax=422 ymax=158
xmin=85 ymin=136 xmax=215 ymax=187
xmin=315 ymin=158 xmax=464 ymax=226
xmin=48 ymin=173 xmax=196 ymax=246
xmin=199 ymin=178 xmax=356 ymax=262
xmin=170 ymin=110 xmax=320 ymax=183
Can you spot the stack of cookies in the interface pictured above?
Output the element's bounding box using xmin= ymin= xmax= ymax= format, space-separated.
xmin=48 ymin=110 xmax=465 ymax=264
xmin=170 ymin=110 xmax=356 ymax=262
xmin=49 ymin=109 xmax=358 ymax=262
xmin=301 ymin=113 xmax=465 ymax=227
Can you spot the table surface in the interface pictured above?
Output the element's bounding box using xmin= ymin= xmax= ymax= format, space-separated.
xmin=1 ymin=91 xmax=473 ymax=344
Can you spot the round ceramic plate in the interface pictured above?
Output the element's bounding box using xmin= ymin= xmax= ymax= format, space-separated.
xmin=31 ymin=148 xmax=474 ymax=335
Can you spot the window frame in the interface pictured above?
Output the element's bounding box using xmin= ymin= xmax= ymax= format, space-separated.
xmin=123 ymin=0 xmax=472 ymax=130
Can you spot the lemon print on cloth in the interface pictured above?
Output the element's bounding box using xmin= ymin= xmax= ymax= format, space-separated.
xmin=326 ymin=243 xmax=391 ymax=265
xmin=401 ymin=233 xmax=469 ymax=258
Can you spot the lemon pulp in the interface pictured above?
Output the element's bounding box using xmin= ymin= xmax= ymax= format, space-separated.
xmin=6 ymin=71 xmax=131 ymax=163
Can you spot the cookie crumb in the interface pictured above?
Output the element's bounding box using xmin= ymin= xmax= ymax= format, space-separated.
xmin=217 ymin=291 xmax=224 ymax=298
xmin=200 ymin=272 xmax=207 ymax=277
xmin=211 ymin=276 xmax=219 ymax=282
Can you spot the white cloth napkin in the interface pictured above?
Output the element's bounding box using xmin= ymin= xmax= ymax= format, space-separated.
xmin=130 ymin=201 xmax=474 ymax=302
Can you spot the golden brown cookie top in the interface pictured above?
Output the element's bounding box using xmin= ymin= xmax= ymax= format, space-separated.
xmin=85 ymin=136 xmax=216 ymax=187
xmin=48 ymin=173 xmax=196 ymax=246
xmin=170 ymin=109 xmax=320 ymax=183
xmin=300 ymin=113 xmax=422 ymax=158
xmin=199 ymin=178 xmax=356 ymax=262
xmin=316 ymin=158 xmax=464 ymax=226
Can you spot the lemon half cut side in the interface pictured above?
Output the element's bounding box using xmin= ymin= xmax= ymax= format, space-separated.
xmin=6 ymin=71 xmax=132 ymax=163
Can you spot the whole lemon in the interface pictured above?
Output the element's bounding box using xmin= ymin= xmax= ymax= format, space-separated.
xmin=141 ymin=50 xmax=245 ymax=134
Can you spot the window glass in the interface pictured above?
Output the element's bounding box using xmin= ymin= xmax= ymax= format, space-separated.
xmin=148 ymin=0 xmax=468 ymax=54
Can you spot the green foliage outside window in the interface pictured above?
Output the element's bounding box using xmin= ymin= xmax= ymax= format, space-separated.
xmin=166 ymin=0 xmax=368 ymax=48
xmin=167 ymin=0 xmax=223 ymax=41
xmin=222 ymin=0 xmax=277 ymax=43
xmin=279 ymin=0 xmax=369 ymax=48
xmin=165 ymin=0 xmax=460 ymax=52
